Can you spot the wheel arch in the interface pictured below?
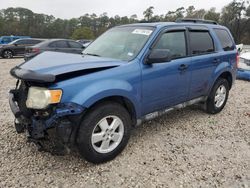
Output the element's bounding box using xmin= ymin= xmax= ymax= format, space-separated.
xmin=84 ymin=95 xmax=138 ymax=126
xmin=218 ymin=71 xmax=233 ymax=89
xmin=209 ymin=69 xmax=234 ymax=95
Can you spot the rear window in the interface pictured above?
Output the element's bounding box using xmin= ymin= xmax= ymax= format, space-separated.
xmin=214 ymin=29 xmax=235 ymax=51
xmin=189 ymin=31 xmax=214 ymax=55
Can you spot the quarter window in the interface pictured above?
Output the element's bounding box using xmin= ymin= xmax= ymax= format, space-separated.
xmin=189 ymin=31 xmax=214 ymax=55
xmin=154 ymin=31 xmax=187 ymax=59
xmin=214 ymin=29 xmax=235 ymax=51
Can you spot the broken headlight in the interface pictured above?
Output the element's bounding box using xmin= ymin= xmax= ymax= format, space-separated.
xmin=26 ymin=87 xmax=62 ymax=109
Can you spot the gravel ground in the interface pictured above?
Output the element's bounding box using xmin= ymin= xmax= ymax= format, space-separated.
xmin=0 ymin=58 xmax=249 ymax=188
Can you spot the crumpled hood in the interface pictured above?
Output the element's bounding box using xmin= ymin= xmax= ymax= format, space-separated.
xmin=20 ymin=51 xmax=126 ymax=75
xmin=10 ymin=51 xmax=126 ymax=83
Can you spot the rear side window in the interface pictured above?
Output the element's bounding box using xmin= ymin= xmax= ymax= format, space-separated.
xmin=68 ymin=41 xmax=82 ymax=48
xmin=214 ymin=29 xmax=235 ymax=51
xmin=49 ymin=41 xmax=69 ymax=48
xmin=154 ymin=31 xmax=187 ymax=59
xmin=189 ymin=31 xmax=214 ymax=55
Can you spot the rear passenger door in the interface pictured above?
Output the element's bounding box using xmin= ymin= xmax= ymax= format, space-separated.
xmin=188 ymin=28 xmax=221 ymax=99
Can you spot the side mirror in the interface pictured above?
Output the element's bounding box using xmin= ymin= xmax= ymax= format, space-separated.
xmin=146 ymin=49 xmax=171 ymax=64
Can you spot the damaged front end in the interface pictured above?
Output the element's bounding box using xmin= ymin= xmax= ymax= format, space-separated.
xmin=8 ymin=52 xmax=125 ymax=155
xmin=9 ymin=81 xmax=85 ymax=155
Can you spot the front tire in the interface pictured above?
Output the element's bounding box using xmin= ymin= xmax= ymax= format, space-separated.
xmin=2 ymin=50 xmax=14 ymax=58
xmin=77 ymin=102 xmax=131 ymax=163
xmin=206 ymin=78 xmax=229 ymax=114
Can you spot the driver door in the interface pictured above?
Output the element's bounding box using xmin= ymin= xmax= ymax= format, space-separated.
xmin=141 ymin=28 xmax=192 ymax=115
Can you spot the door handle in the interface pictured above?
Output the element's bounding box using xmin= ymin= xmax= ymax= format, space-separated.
xmin=178 ymin=64 xmax=188 ymax=71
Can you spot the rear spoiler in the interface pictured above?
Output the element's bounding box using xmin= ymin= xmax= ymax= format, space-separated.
xmin=10 ymin=66 xmax=55 ymax=83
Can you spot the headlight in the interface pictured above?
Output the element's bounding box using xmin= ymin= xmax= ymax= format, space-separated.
xmin=26 ymin=87 xmax=62 ymax=109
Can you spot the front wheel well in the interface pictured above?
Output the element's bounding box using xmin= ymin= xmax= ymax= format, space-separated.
xmin=218 ymin=72 xmax=233 ymax=89
xmin=86 ymin=96 xmax=137 ymax=126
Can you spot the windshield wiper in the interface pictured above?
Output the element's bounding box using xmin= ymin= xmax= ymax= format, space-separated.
xmin=83 ymin=53 xmax=100 ymax=57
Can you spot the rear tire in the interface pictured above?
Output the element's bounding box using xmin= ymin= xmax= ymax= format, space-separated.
xmin=77 ymin=102 xmax=131 ymax=164
xmin=206 ymin=78 xmax=229 ymax=114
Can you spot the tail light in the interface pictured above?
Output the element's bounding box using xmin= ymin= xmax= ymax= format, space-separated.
xmin=236 ymin=53 xmax=240 ymax=68
xmin=31 ymin=48 xmax=40 ymax=53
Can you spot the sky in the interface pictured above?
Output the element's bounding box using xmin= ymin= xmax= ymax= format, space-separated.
xmin=0 ymin=0 xmax=230 ymax=19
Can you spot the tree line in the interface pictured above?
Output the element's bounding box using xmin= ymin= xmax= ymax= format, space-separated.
xmin=0 ymin=0 xmax=249 ymax=44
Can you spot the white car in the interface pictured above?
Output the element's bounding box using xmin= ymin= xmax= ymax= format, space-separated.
xmin=237 ymin=51 xmax=250 ymax=81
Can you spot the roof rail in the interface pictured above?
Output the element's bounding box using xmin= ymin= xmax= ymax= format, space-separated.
xmin=176 ymin=18 xmax=218 ymax=25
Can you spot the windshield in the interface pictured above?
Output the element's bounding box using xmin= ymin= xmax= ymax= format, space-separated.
xmin=83 ymin=26 xmax=154 ymax=61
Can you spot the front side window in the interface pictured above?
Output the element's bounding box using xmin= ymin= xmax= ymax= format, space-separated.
xmin=154 ymin=31 xmax=187 ymax=59
xmin=189 ymin=31 xmax=214 ymax=55
xmin=84 ymin=26 xmax=154 ymax=61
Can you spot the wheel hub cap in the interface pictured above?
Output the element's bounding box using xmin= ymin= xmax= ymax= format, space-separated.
xmin=214 ymin=85 xmax=226 ymax=108
xmin=91 ymin=115 xmax=124 ymax=154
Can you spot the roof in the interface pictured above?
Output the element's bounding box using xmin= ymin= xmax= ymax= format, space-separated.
xmin=119 ymin=21 xmax=226 ymax=30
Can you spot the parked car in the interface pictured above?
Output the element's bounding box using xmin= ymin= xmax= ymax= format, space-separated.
xmin=0 ymin=38 xmax=44 ymax=58
xmin=237 ymin=52 xmax=250 ymax=81
xmin=24 ymin=39 xmax=84 ymax=61
xmin=0 ymin=36 xmax=30 ymax=44
xmin=9 ymin=19 xmax=237 ymax=164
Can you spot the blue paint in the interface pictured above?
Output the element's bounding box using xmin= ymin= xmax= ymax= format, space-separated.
xmin=17 ymin=22 xmax=237 ymax=120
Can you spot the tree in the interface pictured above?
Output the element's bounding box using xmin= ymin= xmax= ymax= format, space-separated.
xmin=186 ymin=6 xmax=195 ymax=17
xmin=0 ymin=1 xmax=250 ymax=44
xmin=204 ymin=8 xmax=220 ymax=22
xmin=71 ymin=27 xmax=94 ymax=40
xmin=221 ymin=0 xmax=249 ymax=42
xmin=165 ymin=7 xmax=185 ymax=21
xmin=129 ymin=14 xmax=138 ymax=23
xmin=143 ymin=6 xmax=154 ymax=21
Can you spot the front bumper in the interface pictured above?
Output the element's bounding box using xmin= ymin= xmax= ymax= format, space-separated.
xmin=9 ymin=89 xmax=85 ymax=153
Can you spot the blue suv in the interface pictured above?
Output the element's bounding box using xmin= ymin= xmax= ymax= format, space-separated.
xmin=9 ymin=19 xmax=237 ymax=163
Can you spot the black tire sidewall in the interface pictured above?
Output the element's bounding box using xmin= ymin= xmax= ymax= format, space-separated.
xmin=76 ymin=102 xmax=131 ymax=163
xmin=206 ymin=78 xmax=229 ymax=114
xmin=3 ymin=50 xmax=13 ymax=58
